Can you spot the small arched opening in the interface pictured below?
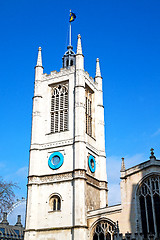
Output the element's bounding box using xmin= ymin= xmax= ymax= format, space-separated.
xmin=49 ymin=194 xmax=61 ymax=211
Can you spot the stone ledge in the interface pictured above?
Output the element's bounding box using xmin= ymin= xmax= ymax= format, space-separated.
xmin=86 ymin=173 xmax=108 ymax=190
xmin=28 ymin=169 xmax=87 ymax=185
xmin=25 ymin=225 xmax=88 ymax=232
xmin=30 ymin=138 xmax=74 ymax=151
xmin=87 ymin=204 xmax=122 ymax=218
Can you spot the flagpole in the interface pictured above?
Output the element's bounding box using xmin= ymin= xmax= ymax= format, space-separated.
xmin=69 ymin=9 xmax=72 ymax=46
xmin=69 ymin=22 xmax=71 ymax=46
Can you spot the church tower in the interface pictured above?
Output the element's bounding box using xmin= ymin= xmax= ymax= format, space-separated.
xmin=24 ymin=35 xmax=108 ymax=240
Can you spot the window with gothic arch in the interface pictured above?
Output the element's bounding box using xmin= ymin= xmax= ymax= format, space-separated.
xmin=92 ymin=221 xmax=114 ymax=240
xmin=49 ymin=195 xmax=61 ymax=211
xmin=51 ymin=84 xmax=68 ymax=133
xmin=138 ymin=175 xmax=160 ymax=238
xmin=85 ymin=87 xmax=93 ymax=137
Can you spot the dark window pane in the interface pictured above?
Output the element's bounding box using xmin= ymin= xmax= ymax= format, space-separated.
xmin=99 ymin=232 xmax=104 ymax=240
xmin=146 ymin=195 xmax=154 ymax=234
xmin=53 ymin=199 xmax=56 ymax=210
xmin=106 ymin=233 xmax=111 ymax=240
xmin=58 ymin=197 xmax=61 ymax=210
xmin=154 ymin=194 xmax=160 ymax=236
xmin=66 ymin=60 xmax=69 ymax=67
xmin=93 ymin=233 xmax=98 ymax=240
xmin=140 ymin=196 xmax=147 ymax=237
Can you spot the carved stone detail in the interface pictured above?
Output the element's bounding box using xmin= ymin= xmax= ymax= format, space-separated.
xmin=42 ymin=139 xmax=73 ymax=149
xmin=73 ymin=170 xmax=86 ymax=178
xmin=28 ymin=172 xmax=72 ymax=185
xmin=30 ymin=139 xmax=73 ymax=151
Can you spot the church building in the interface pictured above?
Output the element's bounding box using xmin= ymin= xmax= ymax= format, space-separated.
xmin=24 ymin=34 xmax=160 ymax=240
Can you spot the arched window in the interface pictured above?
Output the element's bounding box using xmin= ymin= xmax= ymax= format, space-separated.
xmin=92 ymin=221 xmax=114 ymax=240
xmin=49 ymin=195 xmax=61 ymax=211
xmin=85 ymin=87 xmax=93 ymax=136
xmin=138 ymin=175 xmax=160 ymax=238
xmin=51 ymin=84 xmax=68 ymax=133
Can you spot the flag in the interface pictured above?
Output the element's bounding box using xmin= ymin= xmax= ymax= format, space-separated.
xmin=69 ymin=12 xmax=76 ymax=22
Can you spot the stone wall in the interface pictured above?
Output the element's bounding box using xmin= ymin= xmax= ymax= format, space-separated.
xmin=86 ymin=183 xmax=100 ymax=211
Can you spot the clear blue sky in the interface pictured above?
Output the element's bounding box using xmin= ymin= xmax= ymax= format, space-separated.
xmin=0 ymin=0 xmax=160 ymax=206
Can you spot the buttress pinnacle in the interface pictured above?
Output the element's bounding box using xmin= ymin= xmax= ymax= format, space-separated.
xmin=95 ymin=58 xmax=101 ymax=77
xmin=121 ymin=157 xmax=126 ymax=171
xmin=36 ymin=47 xmax=43 ymax=67
xmin=76 ymin=34 xmax=83 ymax=55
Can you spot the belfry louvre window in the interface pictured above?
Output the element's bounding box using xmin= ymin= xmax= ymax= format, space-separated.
xmin=138 ymin=175 xmax=160 ymax=238
xmin=85 ymin=87 xmax=93 ymax=136
xmin=51 ymin=84 xmax=68 ymax=133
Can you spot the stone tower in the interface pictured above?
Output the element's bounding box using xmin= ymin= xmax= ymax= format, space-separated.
xmin=24 ymin=35 xmax=108 ymax=240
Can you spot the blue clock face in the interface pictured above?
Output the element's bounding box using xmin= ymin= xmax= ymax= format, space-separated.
xmin=88 ymin=155 xmax=96 ymax=173
xmin=48 ymin=152 xmax=64 ymax=170
xmin=52 ymin=156 xmax=60 ymax=165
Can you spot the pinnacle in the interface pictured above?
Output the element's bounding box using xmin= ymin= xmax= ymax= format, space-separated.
xmin=121 ymin=157 xmax=126 ymax=171
xmin=95 ymin=58 xmax=101 ymax=77
xmin=76 ymin=34 xmax=82 ymax=55
xmin=36 ymin=46 xmax=43 ymax=67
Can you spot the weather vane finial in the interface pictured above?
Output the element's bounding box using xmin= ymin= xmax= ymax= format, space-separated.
xmin=150 ymin=148 xmax=154 ymax=156
xmin=150 ymin=148 xmax=156 ymax=160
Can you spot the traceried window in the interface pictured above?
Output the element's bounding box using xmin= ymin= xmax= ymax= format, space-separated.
xmin=49 ymin=195 xmax=61 ymax=211
xmin=138 ymin=175 xmax=160 ymax=238
xmin=85 ymin=87 xmax=93 ymax=136
xmin=51 ymin=84 xmax=68 ymax=133
xmin=92 ymin=221 xmax=114 ymax=240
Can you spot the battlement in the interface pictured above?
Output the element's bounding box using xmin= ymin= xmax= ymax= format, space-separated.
xmin=43 ymin=65 xmax=75 ymax=81
xmin=114 ymin=232 xmax=157 ymax=240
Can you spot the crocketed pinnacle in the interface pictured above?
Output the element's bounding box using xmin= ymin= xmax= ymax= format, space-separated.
xmin=121 ymin=157 xmax=126 ymax=171
xmin=36 ymin=47 xmax=43 ymax=67
xmin=76 ymin=34 xmax=82 ymax=55
xmin=95 ymin=58 xmax=101 ymax=77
